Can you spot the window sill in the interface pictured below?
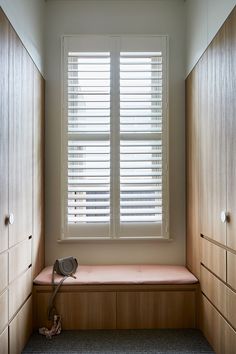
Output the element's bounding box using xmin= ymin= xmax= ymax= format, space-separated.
xmin=57 ymin=237 xmax=173 ymax=244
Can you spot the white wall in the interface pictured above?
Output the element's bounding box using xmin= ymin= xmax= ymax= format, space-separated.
xmin=0 ymin=0 xmax=45 ymax=75
xmin=186 ymin=0 xmax=236 ymax=76
xmin=45 ymin=0 xmax=186 ymax=266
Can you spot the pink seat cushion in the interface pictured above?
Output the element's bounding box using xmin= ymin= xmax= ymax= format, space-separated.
xmin=34 ymin=265 xmax=198 ymax=285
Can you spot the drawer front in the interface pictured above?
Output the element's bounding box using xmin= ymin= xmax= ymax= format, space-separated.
xmin=201 ymin=265 xmax=236 ymax=329
xmin=201 ymin=294 xmax=236 ymax=354
xmin=9 ymin=295 xmax=32 ymax=354
xmin=0 ymin=252 xmax=8 ymax=294
xmin=35 ymin=291 xmax=116 ymax=330
xmin=9 ymin=267 xmax=32 ymax=320
xmin=117 ymin=291 xmax=196 ymax=329
xmin=9 ymin=238 xmax=32 ymax=283
xmin=201 ymin=237 xmax=226 ymax=281
xmin=0 ymin=289 xmax=8 ymax=334
xmin=0 ymin=327 xmax=8 ymax=354
xmin=227 ymin=251 xmax=236 ymax=291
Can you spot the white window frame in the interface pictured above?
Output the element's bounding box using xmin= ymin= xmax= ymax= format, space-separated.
xmin=61 ymin=35 xmax=169 ymax=241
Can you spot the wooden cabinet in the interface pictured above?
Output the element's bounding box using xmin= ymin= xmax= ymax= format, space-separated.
xmin=8 ymin=28 xmax=33 ymax=248
xmin=201 ymin=294 xmax=236 ymax=354
xmin=186 ymin=67 xmax=200 ymax=278
xmin=201 ymin=237 xmax=226 ymax=281
xmin=9 ymin=296 xmax=33 ymax=354
xmin=226 ymin=9 xmax=236 ymax=251
xmin=0 ymin=290 xmax=8 ymax=334
xmin=227 ymin=251 xmax=236 ymax=291
xmin=0 ymin=5 xmax=9 ymax=255
xmin=0 ymin=7 xmax=44 ymax=354
xmin=0 ymin=328 xmax=8 ymax=354
xmin=199 ymin=27 xmax=227 ymax=246
xmin=186 ymin=6 xmax=236 ymax=354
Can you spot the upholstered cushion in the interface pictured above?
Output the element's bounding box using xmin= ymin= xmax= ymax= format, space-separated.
xmin=34 ymin=264 xmax=198 ymax=285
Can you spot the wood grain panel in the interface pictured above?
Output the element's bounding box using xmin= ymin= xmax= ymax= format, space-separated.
xmin=9 ymin=238 xmax=32 ymax=283
xmin=201 ymin=294 xmax=236 ymax=354
xmin=35 ymin=291 xmax=116 ymax=329
xmin=9 ymin=268 xmax=32 ymax=320
xmin=186 ymin=67 xmax=200 ymax=278
xmin=226 ymin=7 xmax=236 ymax=251
xmin=201 ymin=237 xmax=226 ymax=281
xmin=0 ymin=252 xmax=8 ymax=294
xmin=0 ymin=8 xmax=9 ymax=254
xmin=9 ymin=296 xmax=33 ymax=354
xmin=117 ymin=291 xmax=196 ymax=329
xmin=0 ymin=290 xmax=8 ymax=334
xmin=198 ymin=27 xmax=227 ymax=246
xmin=201 ymin=265 xmax=236 ymax=330
xmin=227 ymin=251 xmax=236 ymax=291
xmin=32 ymin=68 xmax=45 ymax=278
xmin=0 ymin=328 xmax=8 ymax=354
xmin=8 ymin=25 xmax=33 ymax=248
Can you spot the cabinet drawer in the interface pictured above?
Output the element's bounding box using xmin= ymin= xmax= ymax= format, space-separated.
xmin=9 ymin=295 xmax=32 ymax=354
xmin=201 ymin=237 xmax=226 ymax=281
xmin=227 ymin=251 xmax=236 ymax=291
xmin=201 ymin=294 xmax=236 ymax=354
xmin=9 ymin=267 xmax=32 ymax=320
xmin=0 ymin=252 xmax=8 ymax=293
xmin=0 ymin=327 xmax=8 ymax=354
xmin=9 ymin=238 xmax=32 ymax=283
xmin=0 ymin=289 xmax=8 ymax=334
xmin=201 ymin=265 xmax=236 ymax=330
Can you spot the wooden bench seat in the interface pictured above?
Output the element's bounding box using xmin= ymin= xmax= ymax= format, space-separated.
xmin=33 ymin=265 xmax=199 ymax=330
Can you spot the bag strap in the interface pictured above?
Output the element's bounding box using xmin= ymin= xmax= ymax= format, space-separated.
xmin=47 ymin=264 xmax=67 ymax=321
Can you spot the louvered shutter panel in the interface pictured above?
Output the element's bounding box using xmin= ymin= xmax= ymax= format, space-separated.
xmin=119 ymin=51 xmax=165 ymax=237
xmin=62 ymin=36 xmax=168 ymax=239
xmin=67 ymin=52 xmax=111 ymax=237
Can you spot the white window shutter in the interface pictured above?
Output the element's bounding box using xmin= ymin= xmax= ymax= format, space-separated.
xmin=62 ymin=36 xmax=169 ymax=240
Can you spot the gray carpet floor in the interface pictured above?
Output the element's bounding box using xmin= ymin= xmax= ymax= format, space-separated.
xmin=22 ymin=329 xmax=215 ymax=354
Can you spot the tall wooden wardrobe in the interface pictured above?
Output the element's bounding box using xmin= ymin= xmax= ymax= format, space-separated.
xmin=186 ymin=6 xmax=236 ymax=354
xmin=0 ymin=8 xmax=44 ymax=354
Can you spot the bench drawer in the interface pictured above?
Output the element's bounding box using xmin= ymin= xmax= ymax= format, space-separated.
xmin=34 ymin=291 xmax=117 ymax=330
xmin=117 ymin=291 xmax=196 ymax=329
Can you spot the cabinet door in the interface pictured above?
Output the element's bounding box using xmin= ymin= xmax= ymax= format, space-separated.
xmin=8 ymin=26 xmax=33 ymax=247
xmin=0 ymin=8 xmax=9 ymax=253
xmin=32 ymin=68 xmax=45 ymax=278
xmin=186 ymin=67 xmax=200 ymax=278
xmin=199 ymin=26 xmax=227 ymax=246
xmin=226 ymin=9 xmax=236 ymax=251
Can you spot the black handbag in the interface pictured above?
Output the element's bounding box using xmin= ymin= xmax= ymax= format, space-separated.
xmin=48 ymin=257 xmax=78 ymax=320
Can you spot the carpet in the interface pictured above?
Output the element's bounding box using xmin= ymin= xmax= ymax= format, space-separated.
xmin=22 ymin=329 xmax=214 ymax=354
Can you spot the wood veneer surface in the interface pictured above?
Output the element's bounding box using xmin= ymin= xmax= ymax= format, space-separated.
xmin=226 ymin=8 xmax=236 ymax=252
xmin=0 ymin=8 xmax=9 ymax=254
xmin=8 ymin=25 xmax=33 ymax=247
xmin=186 ymin=68 xmax=200 ymax=278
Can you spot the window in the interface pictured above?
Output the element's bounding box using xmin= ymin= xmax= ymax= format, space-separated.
xmin=61 ymin=36 xmax=169 ymax=240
